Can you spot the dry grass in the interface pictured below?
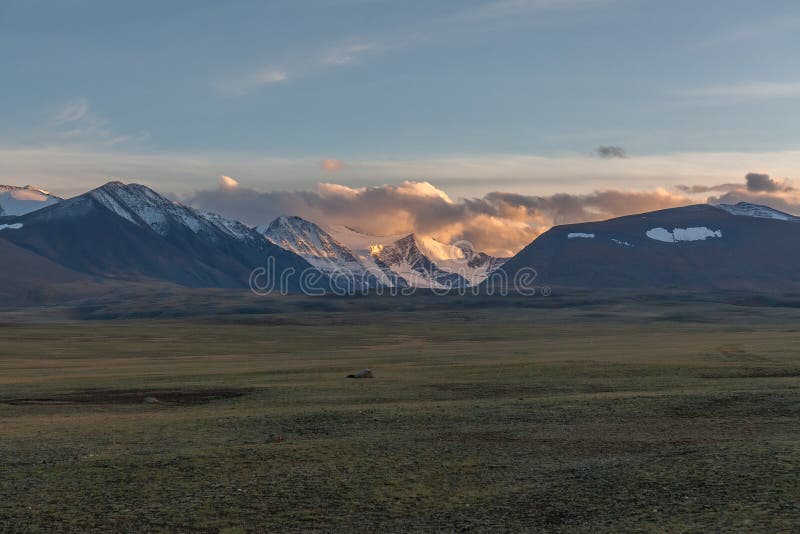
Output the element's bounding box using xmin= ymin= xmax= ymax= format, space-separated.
xmin=1 ymin=302 xmax=799 ymax=532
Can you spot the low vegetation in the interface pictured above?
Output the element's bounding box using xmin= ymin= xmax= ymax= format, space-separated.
xmin=1 ymin=300 xmax=799 ymax=531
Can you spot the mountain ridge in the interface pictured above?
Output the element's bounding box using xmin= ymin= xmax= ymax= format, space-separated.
xmin=260 ymin=215 xmax=507 ymax=289
xmin=496 ymin=203 xmax=800 ymax=291
xmin=4 ymin=181 xmax=800 ymax=295
xmin=1 ymin=182 xmax=324 ymax=291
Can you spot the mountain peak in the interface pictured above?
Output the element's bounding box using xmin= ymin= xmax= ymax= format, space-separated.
xmin=269 ymin=214 xmax=314 ymax=228
xmin=94 ymin=181 xmax=163 ymax=198
xmin=258 ymin=215 xmax=378 ymax=288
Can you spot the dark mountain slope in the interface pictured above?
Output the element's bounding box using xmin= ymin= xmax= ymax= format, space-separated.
xmin=497 ymin=204 xmax=800 ymax=291
xmin=1 ymin=182 xmax=322 ymax=292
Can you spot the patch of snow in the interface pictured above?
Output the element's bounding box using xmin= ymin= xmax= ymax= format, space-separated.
xmin=0 ymin=185 xmax=61 ymax=216
xmin=568 ymin=233 xmax=595 ymax=239
xmin=715 ymin=202 xmax=798 ymax=221
xmin=611 ymin=238 xmax=633 ymax=247
xmin=0 ymin=223 xmax=23 ymax=231
xmin=646 ymin=227 xmax=722 ymax=243
xmin=88 ymin=189 xmax=138 ymax=224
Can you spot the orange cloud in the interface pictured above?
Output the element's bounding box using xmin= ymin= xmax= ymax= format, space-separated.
xmin=189 ymin=180 xmax=701 ymax=257
xmin=219 ymin=175 xmax=239 ymax=189
xmin=321 ymin=159 xmax=345 ymax=172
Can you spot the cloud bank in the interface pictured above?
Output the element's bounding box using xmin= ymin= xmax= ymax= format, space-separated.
xmin=185 ymin=172 xmax=800 ymax=257
xmin=187 ymin=179 xmax=694 ymax=256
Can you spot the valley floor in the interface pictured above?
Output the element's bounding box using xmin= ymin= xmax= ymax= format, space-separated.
xmin=1 ymin=301 xmax=799 ymax=532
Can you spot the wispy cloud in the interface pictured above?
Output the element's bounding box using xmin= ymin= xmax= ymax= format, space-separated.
xmin=215 ymin=69 xmax=289 ymax=96
xmin=216 ymin=0 xmax=612 ymax=96
xmin=216 ymin=38 xmax=382 ymax=96
xmin=49 ymin=99 xmax=149 ymax=147
xmin=457 ymin=0 xmax=610 ymax=19
xmin=678 ymin=80 xmax=800 ymax=103
xmin=698 ymin=11 xmax=800 ymax=48
xmin=54 ymin=99 xmax=90 ymax=124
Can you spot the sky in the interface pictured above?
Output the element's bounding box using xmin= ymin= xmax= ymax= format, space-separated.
xmin=2 ymin=0 xmax=800 ymax=253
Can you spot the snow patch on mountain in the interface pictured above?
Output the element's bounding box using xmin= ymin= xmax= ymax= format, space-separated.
xmin=611 ymin=238 xmax=633 ymax=247
xmin=0 ymin=185 xmax=61 ymax=216
xmin=568 ymin=233 xmax=595 ymax=239
xmin=716 ymin=202 xmax=799 ymax=221
xmin=647 ymin=227 xmax=722 ymax=243
xmin=0 ymin=223 xmax=23 ymax=231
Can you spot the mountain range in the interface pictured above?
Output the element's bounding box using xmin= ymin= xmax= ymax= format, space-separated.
xmin=2 ymin=180 xmax=800 ymax=298
xmin=259 ymin=216 xmax=505 ymax=289
xmin=0 ymin=181 xmax=505 ymax=295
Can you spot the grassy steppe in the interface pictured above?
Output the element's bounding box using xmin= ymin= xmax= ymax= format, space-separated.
xmin=1 ymin=302 xmax=799 ymax=532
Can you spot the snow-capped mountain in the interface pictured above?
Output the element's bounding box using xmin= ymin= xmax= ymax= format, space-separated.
xmin=497 ymin=203 xmax=800 ymax=291
xmin=332 ymin=226 xmax=506 ymax=289
xmin=258 ymin=216 xmax=382 ymax=289
xmin=2 ymin=181 xmax=321 ymax=291
xmin=0 ymin=185 xmax=61 ymax=216
xmin=715 ymin=202 xmax=800 ymax=222
xmin=260 ymin=216 xmax=506 ymax=289
xmin=88 ymin=181 xmax=264 ymax=246
xmin=7 ymin=179 xmax=800 ymax=295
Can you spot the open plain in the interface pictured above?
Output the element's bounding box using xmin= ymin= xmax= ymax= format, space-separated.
xmin=1 ymin=296 xmax=799 ymax=532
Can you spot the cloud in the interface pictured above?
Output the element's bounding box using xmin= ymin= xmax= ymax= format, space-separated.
xmin=679 ymin=80 xmax=800 ymax=102
xmin=183 ymin=172 xmax=800 ymax=257
xmin=216 ymin=39 xmax=380 ymax=96
xmin=745 ymin=172 xmax=793 ymax=192
xmin=215 ymin=69 xmax=288 ymax=96
xmin=708 ymin=189 xmax=800 ymax=214
xmin=219 ymin=175 xmax=240 ymax=189
xmin=698 ymin=12 xmax=800 ymax=48
xmin=680 ymin=173 xmax=800 ymax=215
xmin=217 ymin=0 xmax=612 ymax=95
xmin=675 ymin=183 xmax=740 ymax=194
xmin=42 ymin=99 xmax=150 ymax=148
xmin=185 ymin=180 xmax=693 ymax=256
xmin=461 ymin=0 xmax=609 ymax=19
xmin=594 ymin=145 xmax=627 ymax=159
xmin=4 ymin=146 xmax=800 ymax=200
xmin=54 ymin=99 xmax=90 ymax=124
xmin=321 ymin=159 xmax=346 ymax=172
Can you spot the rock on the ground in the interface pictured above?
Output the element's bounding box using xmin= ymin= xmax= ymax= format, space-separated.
xmin=346 ymin=369 xmax=374 ymax=379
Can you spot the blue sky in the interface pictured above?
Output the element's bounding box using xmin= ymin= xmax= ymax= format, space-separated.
xmin=1 ymin=0 xmax=800 ymax=197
